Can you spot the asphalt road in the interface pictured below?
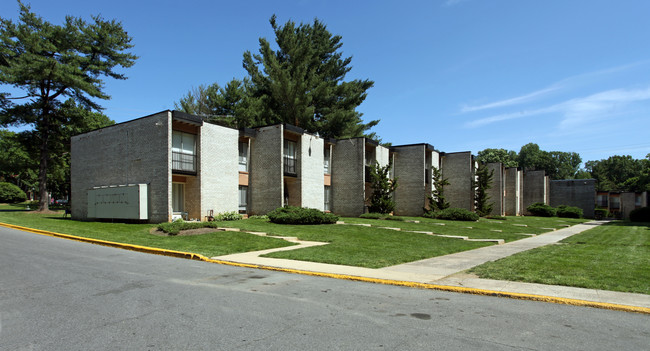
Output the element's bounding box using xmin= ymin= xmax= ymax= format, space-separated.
xmin=1 ymin=226 xmax=648 ymax=350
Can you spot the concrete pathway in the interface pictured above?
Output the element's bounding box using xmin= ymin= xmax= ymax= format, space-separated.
xmin=212 ymin=220 xmax=650 ymax=309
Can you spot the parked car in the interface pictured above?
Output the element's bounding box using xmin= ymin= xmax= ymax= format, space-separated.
xmin=55 ymin=199 xmax=68 ymax=205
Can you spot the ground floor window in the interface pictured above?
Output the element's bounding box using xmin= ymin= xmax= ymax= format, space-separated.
xmin=239 ymin=186 xmax=248 ymax=214
xmin=324 ymin=185 xmax=331 ymax=212
xmin=172 ymin=183 xmax=184 ymax=213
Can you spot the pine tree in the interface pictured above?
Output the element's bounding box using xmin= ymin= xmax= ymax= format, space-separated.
xmin=0 ymin=2 xmax=136 ymax=210
xmin=474 ymin=163 xmax=494 ymax=217
xmin=367 ymin=162 xmax=398 ymax=214
xmin=427 ymin=166 xmax=450 ymax=213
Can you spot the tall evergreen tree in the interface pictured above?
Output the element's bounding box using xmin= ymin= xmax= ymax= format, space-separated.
xmin=473 ymin=163 xmax=494 ymax=217
xmin=0 ymin=2 xmax=136 ymax=210
xmin=367 ymin=161 xmax=398 ymax=214
xmin=427 ymin=166 xmax=450 ymax=212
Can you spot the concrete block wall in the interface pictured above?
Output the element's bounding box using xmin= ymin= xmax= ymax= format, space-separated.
xmin=620 ymin=192 xmax=638 ymax=220
xmin=441 ymin=151 xmax=475 ymax=211
xmin=549 ymin=179 xmax=596 ymax=219
xmin=200 ymin=123 xmax=239 ymax=217
xmin=300 ymin=133 xmax=325 ymax=210
xmin=249 ymin=125 xmax=283 ymax=214
xmin=523 ymin=170 xmax=548 ymax=213
xmin=487 ymin=163 xmax=505 ymax=216
xmin=71 ymin=111 xmax=171 ymax=223
xmin=332 ymin=138 xmax=366 ymax=216
xmin=393 ymin=145 xmax=426 ymax=216
xmin=504 ymin=167 xmax=522 ymax=216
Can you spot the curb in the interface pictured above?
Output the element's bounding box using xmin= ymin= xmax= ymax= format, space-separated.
xmin=2 ymin=221 xmax=648 ymax=315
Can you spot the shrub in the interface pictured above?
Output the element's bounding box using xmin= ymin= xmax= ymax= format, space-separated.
xmin=629 ymin=207 xmax=650 ymax=222
xmin=359 ymin=213 xmax=387 ymax=220
xmin=248 ymin=215 xmax=268 ymax=220
xmin=526 ymin=202 xmax=556 ymax=217
xmin=594 ymin=208 xmax=609 ymax=219
xmin=213 ymin=211 xmax=243 ymax=221
xmin=267 ymin=206 xmax=339 ymax=225
xmin=0 ymin=182 xmax=27 ymax=203
xmin=157 ymin=220 xmax=220 ymax=235
xmin=433 ymin=208 xmax=479 ymax=221
xmin=555 ymin=205 xmax=583 ymax=218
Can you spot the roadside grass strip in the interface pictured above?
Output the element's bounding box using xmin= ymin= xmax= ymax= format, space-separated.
xmin=2 ymin=221 xmax=648 ymax=315
xmin=470 ymin=221 xmax=650 ymax=295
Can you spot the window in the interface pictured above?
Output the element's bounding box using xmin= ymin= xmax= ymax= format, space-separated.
xmin=284 ymin=139 xmax=297 ymax=175
xmin=239 ymin=141 xmax=248 ymax=172
xmin=610 ymin=196 xmax=620 ymax=209
xmin=172 ymin=183 xmax=184 ymax=213
xmin=172 ymin=131 xmax=196 ymax=172
xmin=324 ymin=147 xmax=330 ymax=174
xmin=324 ymin=186 xmax=331 ymax=212
xmin=239 ymin=186 xmax=248 ymax=213
xmin=635 ymin=194 xmax=642 ymax=207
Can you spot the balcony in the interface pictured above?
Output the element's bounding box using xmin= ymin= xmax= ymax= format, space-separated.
xmin=284 ymin=156 xmax=297 ymax=176
xmin=172 ymin=151 xmax=196 ymax=174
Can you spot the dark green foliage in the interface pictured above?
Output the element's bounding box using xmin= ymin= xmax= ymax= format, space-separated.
xmin=629 ymin=207 xmax=650 ymax=222
xmin=0 ymin=182 xmax=27 ymax=203
xmin=556 ymin=205 xmax=583 ymax=219
xmin=518 ymin=143 xmax=582 ymax=180
xmin=486 ymin=215 xmax=507 ymax=220
xmin=594 ymin=208 xmax=609 ymax=219
xmin=585 ymin=155 xmax=650 ymax=192
xmin=474 ymin=163 xmax=494 ymax=217
xmin=427 ymin=166 xmax=450 ymax=213
xmin=367 ymin=162 xmax=398 ymax=214
xmin=431 ymin=208 xmax=479 ymax=221
xmin=476 ymin=148 xmax=518 ymax=168
xmin=0 ymin=2 xmax=136 ymax=211
xmin=267 ymin=206 xmax=338 ymax=225
xmin=526 ymin=202 xmax=556 ymax=217
xmin=157 ymin=221 xmax=220 ymax=236
xmin=359 ymin=213 xmax=386 ymax=219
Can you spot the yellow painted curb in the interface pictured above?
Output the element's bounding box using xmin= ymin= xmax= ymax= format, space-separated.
xmin=1 ymin=221 xmax=648 ymax=315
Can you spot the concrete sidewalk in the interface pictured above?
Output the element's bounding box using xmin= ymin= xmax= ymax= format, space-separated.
xmin=213 ymin=220 xmax=650 ymax=310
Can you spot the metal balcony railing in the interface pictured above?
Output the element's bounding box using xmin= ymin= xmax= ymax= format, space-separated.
xmin=172 ymin=152 xmax=196 ymax=173
xmin=284 ymin=156 xmax=297 ymax=176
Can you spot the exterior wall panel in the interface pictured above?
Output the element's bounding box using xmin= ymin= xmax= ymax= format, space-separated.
xmin=249 ymin=125 xmax=283 ymax=214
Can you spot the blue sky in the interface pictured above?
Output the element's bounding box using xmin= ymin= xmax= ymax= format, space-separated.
xmin=2 ymin=0 xmax=649 ymax=163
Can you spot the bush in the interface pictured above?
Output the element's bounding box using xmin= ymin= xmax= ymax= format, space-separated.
xmin=213 ymin=211 xmax=243 ymax=221
xmin=267 ymin=206 xmax=339 ymax=225
xmin=556 ymin=205 xmax=583 ymax=218
xmin=157 ymin=220 xmax=221 ymax=235
xmin=0 ymin=182 xmax=27 ymax=203
xmin=629 ymin=207 xmax=650 ymax=222
xmin=526 ymin=202 xmax=556 ymax=217
xmin=248 ymin=215 xmax=268 ymax=220
xmin=433 ymin=208 xmax=479 ymax=221
xmin=359 ymin=213 xmax=387 ymax=220
xmin=594 ymin=208 xmax=609 ymax=219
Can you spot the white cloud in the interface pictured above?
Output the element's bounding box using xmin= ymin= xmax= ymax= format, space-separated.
xmin=460 ymin=61 xmax=648 ymax=113
xmin=465 ymin=86 xmax=650 ymax=129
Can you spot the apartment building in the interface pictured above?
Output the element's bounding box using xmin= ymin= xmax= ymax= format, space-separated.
xmin=391 ymin=144 xmax=440 ymax=216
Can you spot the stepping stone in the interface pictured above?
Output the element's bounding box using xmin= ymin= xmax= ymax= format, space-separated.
xmin=515 ymin=233 xmax=537 ymax=237
xmin=379 ymin=227 xmax=401 ymax=231
xmin=512 ymin=224 xmax=528 ymax=227
xmin=410 ymin=231 xmax=434 ymax=235
xmin=464 ymin=227 xmax=473 ymax=229
xmin=405 ymin=220 xmax=420 ymax=223
xmin=336 ymin=221 xmax=345 ymax=224
xmin=245 ymin=231 xmax=267 ymax=236
xmin=352 ymin=223 xmax=372 ymax=227
xmin=436 ymin=234 xmax=469 ymax=240
xmin=467 ymin=238 xmax=505 ymax=245
xmin=222 ymin=228 xmax=240 ymax=232
xmin=490 ymin=229 xmax=502 ymax=232
xmin=432 ymin=223 xmax=446 ymax=226
xmin=541 ymin=227 xmax=557 ymax=231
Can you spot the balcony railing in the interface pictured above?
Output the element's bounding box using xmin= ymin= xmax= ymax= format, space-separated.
xmin=172 ymin=151 xmax=196 ymax=174
xmin=284 ymin=156 xmax=297 ymax=176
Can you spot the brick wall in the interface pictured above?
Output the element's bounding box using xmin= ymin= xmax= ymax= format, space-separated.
xmin=487 ymin=162 xmax=505 ymax=216
xmin=300 ymin=133 xmax=325 ymax=210
xmin=442 ymin=151 xmax=475 ymax=211
xmin=249 ymin=125 xmax=283 ymax=214
xmin=393 ymin=145 xmax=426 ymax=216
xmin=200 ymin=123 xmax=239 ymax=217
xmin=549 ymin=179 xmax=596 ymax=218
xmin=523 ymin=170 xmax=548 ymax=213
xmin=332 ymin=138 xmax=365 ymax=216
xmin=504 ymin=167 xmax=522 ymax=216
xmin=71 ymin=111 xmax=171 ymax=223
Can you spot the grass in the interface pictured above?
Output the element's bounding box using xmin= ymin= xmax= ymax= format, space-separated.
xmin=469 ymin=221 xmax=650 ymax=294
xmin=0 ymin=205 xmax=294 ymax=257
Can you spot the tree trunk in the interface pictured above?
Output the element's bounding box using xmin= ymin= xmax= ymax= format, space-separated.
xmin=38 ymin=110 xmax=50 ymax=212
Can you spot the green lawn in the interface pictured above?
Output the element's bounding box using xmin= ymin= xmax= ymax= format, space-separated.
xmin=0 ymin=206 xmax=294 ymax=257
xmin=469 ymin=221 xmax=650 ymax=294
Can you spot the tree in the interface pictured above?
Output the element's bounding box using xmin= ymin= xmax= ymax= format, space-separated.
xmin=0 ymin=2 xmax=136 ymax=210
xmin=473 ymin=163 xmax=494 ymax=217
xmin=586 ymin=155 xmax=648 ymax=191
xmin=517 ymin=143 xmax=582 ymax=180
xmin=367 ymin=161 xmax=398 ymax=214
xmin=476 ymin=148 xmax=518 ymax=168
xmin=0 ymin=129 xmax=36 ymax=194
xmin=427 ymin=166 xmax=450 ymax=212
